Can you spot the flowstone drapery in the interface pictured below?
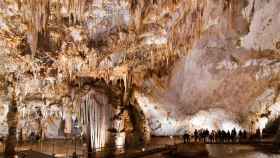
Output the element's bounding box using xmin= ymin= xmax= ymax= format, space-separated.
xmin=79 ymin=89 xmax=113 ymax=150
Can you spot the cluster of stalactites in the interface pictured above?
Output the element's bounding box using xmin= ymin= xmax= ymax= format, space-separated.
xmin=225 ymin=0 xmax=245 ymax=31
xmin=17 ymin=0 xmax=88 ymax=56
xmin=169 ymin=0 xmax=242 ymax=51
xmin=60 ymin=0 xmax=87 ymax=24
xmin=169 ymin=0 xmax=207 ymax=51
xmin=18 ymin=0 xmax=50 ymax=56
xmin=127 ymin=0 xmax=208 ymax=54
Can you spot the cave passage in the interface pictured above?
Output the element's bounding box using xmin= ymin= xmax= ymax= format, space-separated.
xmin=1 ymin=0 xmax=280 ymax=158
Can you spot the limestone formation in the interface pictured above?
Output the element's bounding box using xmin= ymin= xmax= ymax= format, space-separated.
xmin=0 ymin=0 xmax=280 ymax=153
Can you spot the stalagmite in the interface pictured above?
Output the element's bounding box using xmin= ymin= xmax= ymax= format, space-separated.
xmin=4 ymin=77 xmax=18 ymax=157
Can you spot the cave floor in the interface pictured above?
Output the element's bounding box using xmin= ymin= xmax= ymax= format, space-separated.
xmin=0 ymin=137 xmax=280 ymax=158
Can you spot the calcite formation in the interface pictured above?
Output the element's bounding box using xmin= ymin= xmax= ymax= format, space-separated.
xmin=136 ymin=0 xmax=280 ymax=135
xmin=0 ymin=0 xmax=280 ymax=150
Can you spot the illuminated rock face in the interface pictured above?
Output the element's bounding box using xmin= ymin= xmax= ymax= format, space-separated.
xmin=0 ymin=0 xmax=280 ymax=142
xmin=140 ymin=46 xmax=280 ymax=135
xmin=0 ymin=97 xmax=9 ymax=137
xmin=135 ymin=0 xmax=280 ymax=135
xmin=242 ymin=0 xmax=280 ymax=51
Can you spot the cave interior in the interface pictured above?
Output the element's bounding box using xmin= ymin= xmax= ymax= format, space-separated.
xmin=1 ymin=0 xmax=280 ymax=157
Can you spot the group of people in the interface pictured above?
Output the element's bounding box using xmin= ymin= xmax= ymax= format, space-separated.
xmin=183 ymin=128 xmax=262 ymax=144
xmin=28 ymin=131 xmax=41 ymax=143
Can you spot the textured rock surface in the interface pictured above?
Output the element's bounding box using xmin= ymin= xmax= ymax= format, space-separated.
xmin=135 ymin=0 xmax=280 ymax=135
xmin=0 ymin=0 xmax=280 ymax=142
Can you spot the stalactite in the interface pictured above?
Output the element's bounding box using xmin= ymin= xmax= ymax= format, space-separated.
xmin=151 ymin=50 xmax=154 ymax=69
xmin=249 ymin=0 xmax=256 ymax=23
xmin=18 ymin=0 xmax=50 ymax=57
xmin=123 ymin=73 xmax=132 ymax=105
xmin=61 ymin=0 xmax=87 ymax=24
xmin=18 ymin=0 xmax=88 ymax=56
xmin=228 ymin=0 xmax=234 ymax=30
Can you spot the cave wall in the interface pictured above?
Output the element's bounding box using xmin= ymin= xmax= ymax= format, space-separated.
xmin=135 ymin=0 xmax=280 ymax=135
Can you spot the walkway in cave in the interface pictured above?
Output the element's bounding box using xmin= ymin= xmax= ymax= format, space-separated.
xmin=17 ymin=150 xmax=53 ymax=158
xmin=1 ymin=137 xmax=279 ymax=158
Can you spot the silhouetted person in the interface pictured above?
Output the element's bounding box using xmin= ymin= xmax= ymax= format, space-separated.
xmin=73 ymin=152 xmax=78 ymax=158
xmin=221 ymin=130 xmax=226 ymax=143
xmin=21 ymin=153 xmax=26 ymax=158
xmin=262 ymin=128 xmax=266 ymax=138
xmin=256 ymin=128 xmax=261 ymax=141
xmin=199 ymin=130 xmax=203 ymax=142
xmin=226 ymin=131 xmax=230 ymax=142
xmin=209 ymin=130 xmax=215 ymax=143
xmin=209 ymin=134 xmax=213 ymax=143
xmin=243 ymin=130 xmax=247 ymax=140
xmin=36 ymin=133 xmax=40 ymax=141
xmin=217 ymin=130 xmax=222 ymax=143
xmin=204 ymin=129 xmax=209 ymax=143
xmin=231 ymin=128 xmax=237 ymax=142
xmin=215 ymin=130 xmax=220 ymax=143
xmin=183 ymin=132 xmax=190 ymax=143
xmin=30 ymin=132 xmax=36 ymax=143
xmin=238 ymin=130 xmax=243 ymax=142
xmin=194 ymin=129 xmax=198 ymax=142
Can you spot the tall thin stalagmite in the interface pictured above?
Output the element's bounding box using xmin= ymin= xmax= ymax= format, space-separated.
xmin=4 ymin=76 xmax=18 ymax=157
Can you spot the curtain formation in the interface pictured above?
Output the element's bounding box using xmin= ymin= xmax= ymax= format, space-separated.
xmin=79 ymin=90 xmax=113 ymax=149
